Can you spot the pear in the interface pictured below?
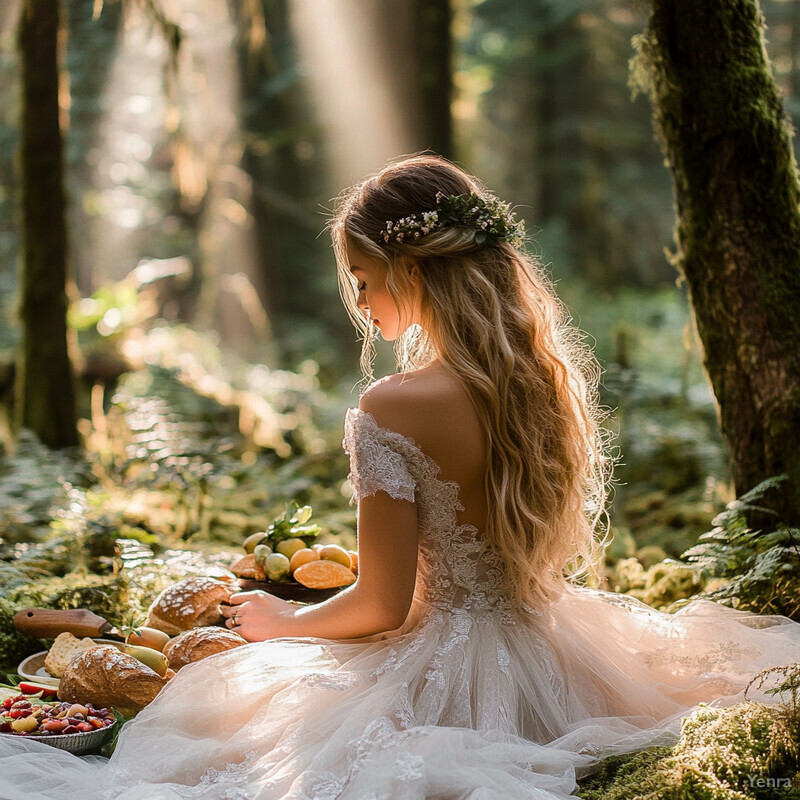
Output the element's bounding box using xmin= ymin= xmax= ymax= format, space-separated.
xmin=125 ymin=626 xmax=171 ymax=653
xmin=242 ymin=531 xmax=270 ymax=554
xmin=123 ymin=643 xmax=169 ymax=677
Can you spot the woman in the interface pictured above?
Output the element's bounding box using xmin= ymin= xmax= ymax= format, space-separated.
xmin=2 ymin=154 xmax=799 ymax=800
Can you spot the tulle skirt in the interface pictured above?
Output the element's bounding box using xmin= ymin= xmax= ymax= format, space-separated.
xmin=2 ymin=586 xmax=800 ymax=800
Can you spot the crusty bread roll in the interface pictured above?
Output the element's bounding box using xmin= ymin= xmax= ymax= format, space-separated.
xmin=58 ymin=646 xmax=167 ymax=717
xmin=163 ymin=626 xmax=247 ymax=671
xmin=145 ymin=577 xmax=234 ymax=635
xmin=44 ymin=632 xmax=100 ymax=678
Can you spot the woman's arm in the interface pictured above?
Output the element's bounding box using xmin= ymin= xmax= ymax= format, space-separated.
xmin=221 ymin=487 xmax=419 ymax=642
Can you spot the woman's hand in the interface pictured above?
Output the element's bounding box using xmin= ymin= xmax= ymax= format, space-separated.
xmin=219 ymin=590 xmax=296 ymax=642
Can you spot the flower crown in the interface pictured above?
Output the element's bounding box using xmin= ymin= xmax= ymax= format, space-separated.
xmin=378 ymin=191 xmax=525 ymax=249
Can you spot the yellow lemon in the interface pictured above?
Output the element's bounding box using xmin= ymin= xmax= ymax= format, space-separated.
xmin=275 ymin=538 xmax=307 ymax=559
xmin=318 ymin=544 xmax=352 ymax=567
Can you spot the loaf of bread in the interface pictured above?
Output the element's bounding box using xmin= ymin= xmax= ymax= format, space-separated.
xmin=145 ymin=577 xmax=234 ymax=635
xmin=44 ymin=632 xmax=101 ymax=678
xmin=163 ymin=626 xmax=247 ymax=671
xmin=58 ymin=646 xmax=167 ymax=717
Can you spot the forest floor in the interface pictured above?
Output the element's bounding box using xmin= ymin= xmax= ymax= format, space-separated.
xmin=1 ymin=320 xmax=799 ymax=798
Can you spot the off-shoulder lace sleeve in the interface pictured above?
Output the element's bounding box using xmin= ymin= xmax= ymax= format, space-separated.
xmin=342 ymin=408 xmax=417 ymax=503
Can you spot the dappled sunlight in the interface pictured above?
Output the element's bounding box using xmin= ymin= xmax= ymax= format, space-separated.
xmin=288 ymin=0 xmax=415 ymax=187
xmin=1 ymin=5 xmax=800 ymax=796
xmin=85 ymin=0 xmax=263 ymax=348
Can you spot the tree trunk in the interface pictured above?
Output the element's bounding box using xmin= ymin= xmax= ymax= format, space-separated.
xmin=413 ymin=0 xmax=453 ymax=159
xmin=17 ymin=0 xmax=79 ymax=448
xmin=631 ymin=0 xmax=800 ymax=527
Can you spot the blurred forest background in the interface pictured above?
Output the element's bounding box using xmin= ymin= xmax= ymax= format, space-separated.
xmin=2 ymin=0 xmax=800 ymax=668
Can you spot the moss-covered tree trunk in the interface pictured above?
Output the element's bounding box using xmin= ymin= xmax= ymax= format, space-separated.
xmin=631 ymin=0 xmax=800 ymax=527
xmin=16 ymin=0 xmax=78 ymax=448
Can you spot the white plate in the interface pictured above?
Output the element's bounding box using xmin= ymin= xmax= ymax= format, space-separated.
xmin=17 ymin=639 xmax=124 ymax=688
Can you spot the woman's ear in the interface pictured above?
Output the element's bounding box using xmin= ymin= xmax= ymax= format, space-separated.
xmin=407 ymin=262 xmax=422 ymax=287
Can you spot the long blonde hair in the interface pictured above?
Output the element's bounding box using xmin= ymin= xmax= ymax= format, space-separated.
xmin=329 ymin=154 xmax=613 ymax=611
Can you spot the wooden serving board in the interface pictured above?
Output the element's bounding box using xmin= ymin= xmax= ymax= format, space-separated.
xmin=236 ymin=579 xmax=342 ymax=603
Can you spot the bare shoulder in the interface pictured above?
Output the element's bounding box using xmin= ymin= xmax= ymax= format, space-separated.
xmin=358 ymin=366 xmax=482 ymax=454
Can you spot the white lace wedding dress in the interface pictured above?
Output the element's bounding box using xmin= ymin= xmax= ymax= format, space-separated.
xmin=3 ymin=407 xmax=800 ymax=800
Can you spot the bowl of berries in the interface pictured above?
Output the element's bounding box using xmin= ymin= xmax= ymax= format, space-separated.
xmin=0 ymin=688 xmax=117 ymax=755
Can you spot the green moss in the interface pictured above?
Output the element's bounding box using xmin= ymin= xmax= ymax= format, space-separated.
xmin=577 ymin=747 xmax=674 ymax=800
xmin=577 ymin=696 xmax=800 ymax=800
xmin=640 ymin=563 xmax=703 ymax=610
xmin=0 ymin=598 xmax=48 ymax=675
xmin=667 ymin=702 xmax=800 ymax=800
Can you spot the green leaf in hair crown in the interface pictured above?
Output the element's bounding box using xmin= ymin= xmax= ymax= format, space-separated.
xmin=379 ymin=191 xmax=525 ymax=249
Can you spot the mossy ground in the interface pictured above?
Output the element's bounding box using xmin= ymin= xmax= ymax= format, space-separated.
xmin=578 ymin=687 xmax=800 ymax=800
xmin=1 ymin=328 xmax=796 ymax=795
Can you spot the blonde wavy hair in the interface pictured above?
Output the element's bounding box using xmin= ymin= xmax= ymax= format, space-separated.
xmin=329 ymin=154 xmax=614 ymax=612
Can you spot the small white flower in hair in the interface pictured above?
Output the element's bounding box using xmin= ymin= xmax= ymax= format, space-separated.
xmin=377 ymin=191 xmax=524 ymax=249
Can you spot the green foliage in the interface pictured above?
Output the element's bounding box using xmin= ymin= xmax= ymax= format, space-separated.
xmin=5 ymin=573 xmax=123 ymax=621
xmin=561 ymin=284 xmax=728 ymax=558
xmin=0 ymin=338 xmax=358 ymax=672
xmin=578 ymin=665 xmax=800 ymax=799
xmin=679 ymin=476 xmax=800 ymax=619
xmin=609 ymin=555 xmax=708 ymax=612
xmin=0 ymin=599 xmax=48 ymax=673
xmin=68 ymin=281 xmax=141 ymax=337
xmin=671 ymin=702 xmax=798 ymax=799
xmin=265 ymin=502 xmax=321 ymax=546
xmin=0 ymin=430 xmax=88 ymax=544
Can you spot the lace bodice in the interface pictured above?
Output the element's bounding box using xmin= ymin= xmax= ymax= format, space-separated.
xmin=343 ymin=407 xmax=512 ymax=620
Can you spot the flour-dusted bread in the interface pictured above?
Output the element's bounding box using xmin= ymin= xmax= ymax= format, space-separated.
xmin=58 ymin=646 xmax=167 ymax=717
xmin=44 ymin=632 xmax=103 ymax=678
xmin=163 ymin=626 xmax=247 ymax=671
xmin=145 ymin=577 xmax=234 ymax=635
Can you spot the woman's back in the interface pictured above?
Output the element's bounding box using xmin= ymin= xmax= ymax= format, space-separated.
xmin=358 ymin=362 xmax=489 ymax=536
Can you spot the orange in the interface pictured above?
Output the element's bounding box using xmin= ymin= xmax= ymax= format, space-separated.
xmin=347 ymin=550 xmax=359 ymax=575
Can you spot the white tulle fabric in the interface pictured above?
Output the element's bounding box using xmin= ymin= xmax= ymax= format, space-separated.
xmin=2 ymin=406 xmax=800 ymax=800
